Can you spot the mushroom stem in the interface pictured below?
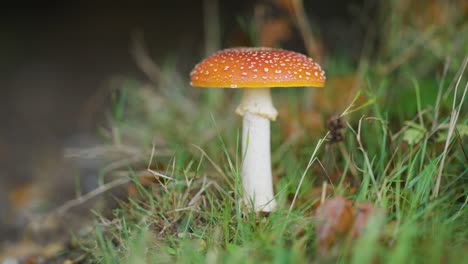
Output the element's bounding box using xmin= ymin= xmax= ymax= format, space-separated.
xmin=236 ymin=88 xmax=277 ymax=212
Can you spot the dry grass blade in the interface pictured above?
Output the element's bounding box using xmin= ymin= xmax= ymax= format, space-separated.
xmin=147 ymin=140 xmax=174 ymax=181
xmin=131 ymin=31 xmax=162 ymax=86
xmin=51 ymin=177 xmax=130 ymax=216
xmin=432 ymin=56 xmax=468 ymax=199
xmin=378 ymin=28 xmax=437 ymax=75
xmin=191 ymin=144 xmax=235 ymax=191
xmin=432 ymin=58 xmax=451 ymax=131
xmin=289 ymin=132 xmax=329 ymax=212
xmin=290 ymin=0 xmax=323 ymax=62
xmin=356 ymin=116 xmax=382 ymax=202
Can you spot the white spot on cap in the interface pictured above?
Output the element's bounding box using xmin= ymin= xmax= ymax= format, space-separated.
xmin=264 ymin=67 xmax=269 ymax=72
xmin=230 ymin=84 xmax=237 ymax=88
xmin=275 ymin=69 xmax=282 ymax=74
xmin=224 ymin=66 xmax=230 ymax=70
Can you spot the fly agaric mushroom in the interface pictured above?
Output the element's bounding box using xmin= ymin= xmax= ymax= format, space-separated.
xmin=190 ymin=47 xmax=325 ymax=212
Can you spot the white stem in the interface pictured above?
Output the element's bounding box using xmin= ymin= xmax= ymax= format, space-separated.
xmin=236 ymin=89 xmax=278 ymax=121
xmin=236 ymin=88 xmax=277 ymax=212
xmin=241 ymin=113 xmax=276 ymax=211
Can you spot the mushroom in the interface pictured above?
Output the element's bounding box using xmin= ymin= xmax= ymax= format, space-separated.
xmin=190 ymin=47 xmax=325 ymax=212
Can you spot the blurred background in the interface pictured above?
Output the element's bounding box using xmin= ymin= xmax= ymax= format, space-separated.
xmin=0 ymin=0 xmax=466 ymax=258
xmin=0 ymin=0 xmax=376 ymax=239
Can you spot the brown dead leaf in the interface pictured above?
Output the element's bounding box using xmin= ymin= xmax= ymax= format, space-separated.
xmin=278 ymin=104 xmax=325 ymax=140
xmin=127 ymin=174 xmax=158 ymax=197
xmin=352 ymin=202 xmax=384 ymax=239
xmin=8 ymin=183 xmax=43 ymax=211
xmin=1 ymin=240 xmax=64 ymax=262
xmin=463 ymin=0 xmax=468 ymax=16
xmin=300 ymin=111 xmax=325 ymax=136
xmin=315 ymin=196 xmax=355 ymax=254
xmin=308 ymin=184 xmax=333 ymax=210
xmin=314 ymin=197 xmax=386 ymax=256
xmin=278 ymin=74 xmax=367 ymax=139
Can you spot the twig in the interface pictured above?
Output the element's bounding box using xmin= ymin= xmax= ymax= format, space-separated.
xmin=51 ymin=177 xmax=131 ymax=216
xmin=320 ymin=181 xmax=327 ymax=205
xmin=454 ymin=127 xmax=468 ymax=164
xmin=316 ymin=158 xmax=331 ymax=185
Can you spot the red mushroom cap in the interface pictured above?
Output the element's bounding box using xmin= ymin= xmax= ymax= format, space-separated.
xmin=190 ymin=47 xmax=325 ymax=88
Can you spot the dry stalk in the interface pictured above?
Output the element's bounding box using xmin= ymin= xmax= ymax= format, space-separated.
xmin=432 ymin=56 xmax=468 ymax=199
xmin=356 ymin=116 xmax=382 ymax=202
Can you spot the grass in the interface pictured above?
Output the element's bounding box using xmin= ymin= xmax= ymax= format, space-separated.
xmin=71 ymin=2 xmax=467 ymax=263
xmin=72 ymin=53 xmax=468 ymax=263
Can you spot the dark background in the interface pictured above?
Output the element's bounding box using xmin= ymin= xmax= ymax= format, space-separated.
xmin=0 ymin=0 xmax=376 ymax=240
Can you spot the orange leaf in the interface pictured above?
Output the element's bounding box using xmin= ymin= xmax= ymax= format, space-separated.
xmin=315 ymin=196 xmax=355 ymax=254
xmin=352 ymin=202 xmax=384 ymax=239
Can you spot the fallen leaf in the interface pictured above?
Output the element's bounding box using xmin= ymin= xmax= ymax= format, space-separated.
xmin=352 ymin=202 xmax=382 ymax=239
xmin=315 ymin=196 xmax=355 ymax=254
xmin=0 ymin=240 xmax=64 ymax=262
xmin=127 ymin=174 xmax=158 ymax=197
xmin=300 ymin=111 xmax=325 ymax=136
xmin=308 ymin=184 xmax=333 ymax=210
xmin=8 ymin=183 xmax=43 ymax=212
xmin=278 ymin=105 xmax=325 ymax=139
